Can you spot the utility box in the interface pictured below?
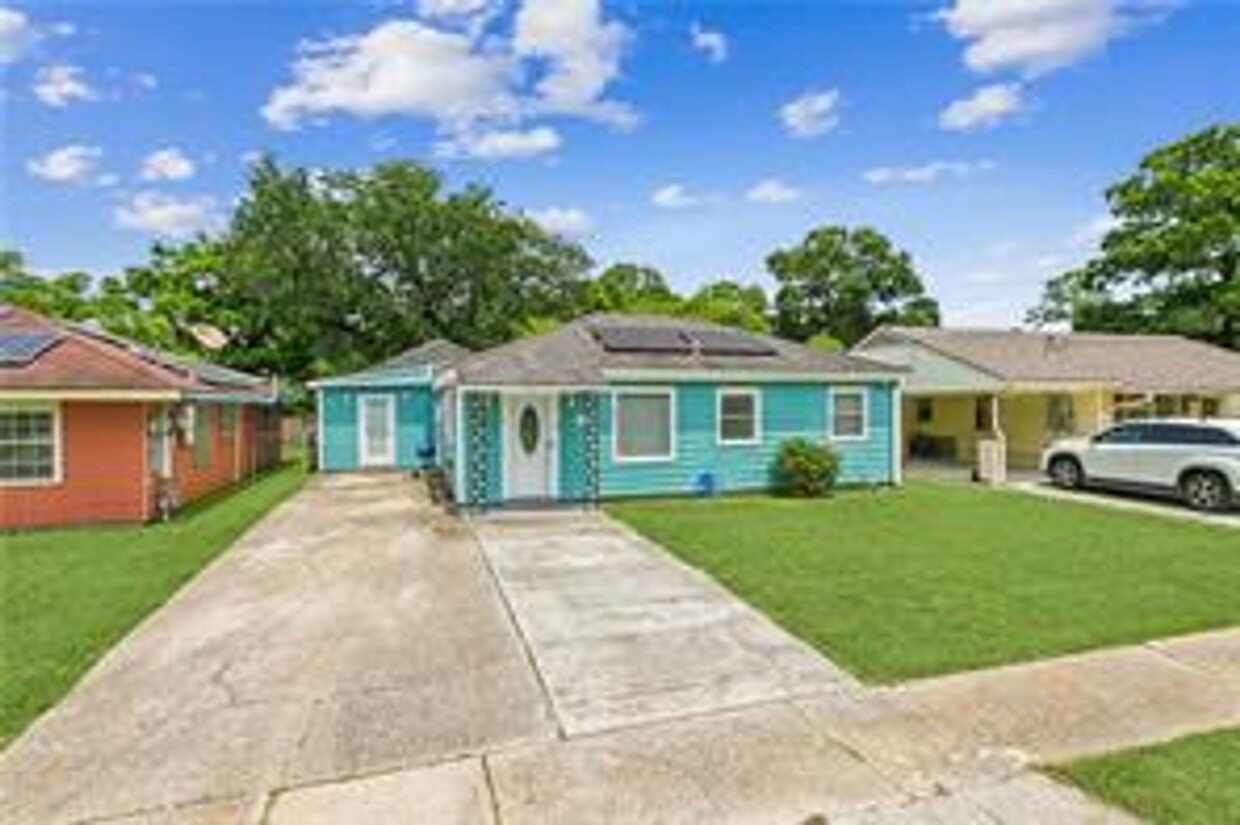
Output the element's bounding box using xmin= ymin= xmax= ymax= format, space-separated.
xmin=976 ymin=439 xmax=1007 ymax=485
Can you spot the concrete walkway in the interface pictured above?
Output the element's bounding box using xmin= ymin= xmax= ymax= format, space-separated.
xmin=1007 ymin=479 xmax=1240 ymax=527
xmin=0 ymin=474 xmax=554 ymax=825
xmin=4 ymin=487 xmax=1238 ymax=824
xmin=469 ymin=509 xmax=856 ymax=736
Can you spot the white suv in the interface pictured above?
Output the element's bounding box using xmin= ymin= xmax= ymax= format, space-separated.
xmin=1041 ymin=419 xmax=1240 ymax=512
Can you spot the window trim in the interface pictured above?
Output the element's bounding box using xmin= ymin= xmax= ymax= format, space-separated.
xmin=716 ymin=388 xmax=762 ymax=446
xmin=830 ymin=387 xmax=869 ymax=442
xmin=611 ymin=387 xmax=677 ymax=464
xmin=0 ymin=401 xmax=64 ymax=488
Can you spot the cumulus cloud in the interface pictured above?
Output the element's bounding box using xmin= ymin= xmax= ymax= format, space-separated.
xmin=263 ymin=21 xmax=516 ymax=131
xmin=937 ymin=0 xmax=1164 ymax=78
xmin=689 ymin=21 xmax=728 ymax=64
xmin=140 ymin=147 xmax=196 ymax=181
xmin=513 ymin=0 xmax=632 ymax=126
xmin=938 ymin=83 xmax=1023 ymax=131
xmin=32 ymin=64 xmax=97 ymax=107
xmin=0 ymin=6 xmax=31 ymax=63
xmin=863 ymin=159 xmax=996 ymax=185
xmin=417 ymin=0 xmax=492 ymax=18
xmin=745 ymin=178 xmax=802 ymax=204
xmin=650 ymin=183 xmax=709 ymax=209
xmin=114 ymin=191 xmax=219 ymax=237
xmin=779 ymin=88 xmax=841 ymax=139
xmin=434 ymin=125 xmax=561 ymax=160
xmin=26 ymin=144 xmax=102 ymax=184
xmin=528 ymin=206 xmax=592 ymax=237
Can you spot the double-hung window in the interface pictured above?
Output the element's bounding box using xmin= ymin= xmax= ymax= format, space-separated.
xmin=613 ymin=390 xmax=674 ymax=462
xmin=831 ymin=389 xmax=868 ymax=440
xmin=718 ymin=389 xmax=760 ymax=445
xmin=0 ymin=404 xmax=60 ymax=484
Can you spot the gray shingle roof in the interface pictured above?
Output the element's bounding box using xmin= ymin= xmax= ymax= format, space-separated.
xmin=868 ymin=326 xmax=1240 ymax=393
xmin=319 ymin=338 xmax=471 ymax=385
xmin=450 ymin=314 xmax=902 ymax=386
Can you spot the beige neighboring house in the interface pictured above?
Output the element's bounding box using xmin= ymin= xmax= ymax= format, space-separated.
xmin=854 ymin=326 xmax=1240 ymax=472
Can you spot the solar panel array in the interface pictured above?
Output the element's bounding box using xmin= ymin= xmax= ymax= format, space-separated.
xmin=0 ymin=332 xmax=62 ymax=366
xmin=596 ymin=325 xmax=777 ymax=357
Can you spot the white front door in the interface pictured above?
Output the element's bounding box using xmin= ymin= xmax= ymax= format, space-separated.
xmin=505 ymin=395 xmax=555 ymax=500
xmin=359 ymin=395 xmax=397 ymax=468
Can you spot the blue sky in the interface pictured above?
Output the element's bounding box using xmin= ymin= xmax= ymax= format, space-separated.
xmin=3 ymin=0 xmax=1238 ymax=326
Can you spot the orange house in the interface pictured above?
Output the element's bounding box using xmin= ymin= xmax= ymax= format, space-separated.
xmin=0 ymin=305 xmax=281 ymax=530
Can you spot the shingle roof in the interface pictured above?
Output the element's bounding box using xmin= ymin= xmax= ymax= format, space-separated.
xmin=867 ymin=325 xmax=1240 ymax=393
xmin=314 ymin=338 xmax=471 ymax=386
xmin=0 ymin=304 xmax=276 ymax=400
xmin=450 ymin=314 xmax=902 ymax=386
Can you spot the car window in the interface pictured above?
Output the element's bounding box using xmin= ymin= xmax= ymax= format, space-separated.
xmin=1188 ymin=426 xmax=1239 ymax=446
xmin=1094 ymin=424 xmax=1145 ymax=444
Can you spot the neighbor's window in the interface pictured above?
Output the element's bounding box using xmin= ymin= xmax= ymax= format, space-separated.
xmin=0 ymin=405 xmax=59 ymax=483
xmin=193 ymin=404 xmax=213 ymax=469
xmin=1046 ymin=394 xmax=1075 ymax=434
xmin=831 ymin=390 xmax=867 ymax=440
xmin=221 ymin=405 xmax=237 ymax=439
xmin=718 ymin=390 xmax=759 ymax=444
xmin=916 ymin=398 xmax=933 ymax=424
xmin=614 ymin=391 xmax=674 ymax=460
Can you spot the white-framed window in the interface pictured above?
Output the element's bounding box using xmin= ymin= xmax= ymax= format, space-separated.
xmin=0 ymin=403 xmax=62 ymax=485
xmin=613 ymin=388 xmax=675 ymax=462
xmin=831 ymin=388 xmax=868 ymax=441
xmin=717 ymin=388 xmax=761 ymax=445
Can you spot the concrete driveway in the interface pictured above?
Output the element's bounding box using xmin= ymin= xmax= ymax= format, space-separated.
xmin=0 ymin=474 xmax=554 ymax=824
xmin=470 ymin=509 xmax=857 ymax=735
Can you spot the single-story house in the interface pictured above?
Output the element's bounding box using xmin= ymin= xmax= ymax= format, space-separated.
xmin=0 ymin=304 xmax=282 ymax=530
xmin=309 ymin=339 xmax=469 ymax=472
xmin=434 ymin=314 xmax=903 ymax=507
xmin=853 ymin=325 xmax=1240 ymax=471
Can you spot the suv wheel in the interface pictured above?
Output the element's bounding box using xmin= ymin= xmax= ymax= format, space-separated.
xmin=1048 ymin=456 xmax=1083 ymax=489
xmin=1181 ymin=470 xmax=1232 ymax=513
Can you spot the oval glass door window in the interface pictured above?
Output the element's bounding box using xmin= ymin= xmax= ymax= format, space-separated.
xmin=519 ymin=405 xmax=540 ymax=454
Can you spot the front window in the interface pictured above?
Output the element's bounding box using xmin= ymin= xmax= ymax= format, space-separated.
xmin=193 ymin=404 xmax=213 ymax=469
xmin=1047 ymin=394 xmax=1075 ymax=434
xmin=831 ymin=389 xmax=867 ymax=440
xmin=0 ymin=405 xmax=59 ymax=484
xmin=718 ymin=390 xmax=759 ymax=444
xmin=614 ymin=390 xmax=674 ymax=461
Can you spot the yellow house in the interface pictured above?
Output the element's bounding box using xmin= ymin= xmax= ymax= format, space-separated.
xmin=854 ymin=326 xmax=1240 ymax=473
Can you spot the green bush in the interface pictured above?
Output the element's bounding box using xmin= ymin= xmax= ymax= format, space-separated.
xmin=774 ymin=438 xmax=840 ymax=497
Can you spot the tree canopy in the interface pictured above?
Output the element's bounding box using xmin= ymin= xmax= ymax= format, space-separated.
xmin=1028 ymin=124 xmax=1240 ymax=350
xmin=767 ymin=225 xmax=940 ymax=345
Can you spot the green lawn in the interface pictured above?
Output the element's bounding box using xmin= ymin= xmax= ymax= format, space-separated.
xmin=1055 ymin=728 xmax=1240 ymax=824
xmin=607 ymin=483 xmax=1240 ymax=682
xmin=0 ymin=465 xmax=306 ymax=745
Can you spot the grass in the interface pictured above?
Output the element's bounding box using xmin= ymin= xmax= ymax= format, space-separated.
xmin=607 ymin=482 xmax=1240 ymax=682
xmin=0 ymin=464 xmax=306 ymax=745
xmin=1054 ymin=728 xmax=1240 ymax=824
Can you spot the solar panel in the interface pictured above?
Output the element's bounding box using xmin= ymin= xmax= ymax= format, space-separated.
xmin=0 ymin=332 xmax=62 ymax=366
xmin=596 ymin=326 xmax=693 ymax=354
xmin=688 ymin=329 xmax=777 ymax=356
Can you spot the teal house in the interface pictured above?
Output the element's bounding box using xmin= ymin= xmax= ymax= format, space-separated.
xmin=434 ymin=315 xmax=904 ymax=507
xmin=310 ymin=340 xmax=468 ymax=472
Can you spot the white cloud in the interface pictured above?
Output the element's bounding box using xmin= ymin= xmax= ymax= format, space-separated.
xmin=689 ymin=22 xmax=728 ymax=64
xmin=114 ymin=191 xmax=219 ymax=237
xmin=863 ymin=159 xmax=996 ymax=185
xmin=650 ymin=183 xmax=707 ymax=209
xmin=0 ymin=6 xmax=31 ymax=63
xmin=745 ymin=178 xmax=802 ymax=204
xmin=529 ymin=206 xmax=592 ymax=237
xmin=513 ymin=0 xmax=632 ymax=126
xmin=434 ymin=125 xmax=561 ymax=160
xmin=938 ymin=0 xmax=1148 ymax=78
xmin=417 ymin=0 xmax=492 ymax=18
xmin=32 ymin=64 xmax=97 ymax=107
xmin=26 ymin=144 xmax=102 ymax=184
xmin=938 ymin=83 xmax=1023 ymax=131
xmin=779 ymin=88 xmax=841 ymax=139
xmin=1074 ymin=212 xmax=1119 ymax=245
xmin=140 ymin=147 xmax=196 ymax=181
xmin=263 ymin=20 xmax=516 ymax=131
xmin=133 ymin=71 xmax=158 ymax=90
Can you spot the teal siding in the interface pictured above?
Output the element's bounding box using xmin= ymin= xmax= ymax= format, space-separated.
xmin=597 ymin=382 xmax=896 ymax=498
xmin=318 ymin=385 xmax=435 ymax=471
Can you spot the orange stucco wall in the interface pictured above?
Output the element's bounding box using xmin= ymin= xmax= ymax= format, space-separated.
xmin=1 ymin=402 xmax=149 ymax=530
xmin=170 ymin=403 xmax=281 ymax=505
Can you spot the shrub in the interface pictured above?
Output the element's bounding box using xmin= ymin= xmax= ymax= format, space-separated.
xmin=775 ymin=438 xmax=840 ymax=497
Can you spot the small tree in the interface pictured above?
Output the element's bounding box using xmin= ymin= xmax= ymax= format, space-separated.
xmin=774 ymin=438 xmax=840 ymax=497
